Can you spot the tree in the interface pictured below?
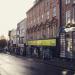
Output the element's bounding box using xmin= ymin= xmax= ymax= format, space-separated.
xmin=0 ymin=39 xmax=7 ymax=48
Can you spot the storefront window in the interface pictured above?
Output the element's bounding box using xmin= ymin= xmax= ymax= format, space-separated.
xmin=72 ymin=32 xmax=75 ymax=58
xmin=66 ymin=33 xmax=72 ymax=58
xmin=60 ymin=27 xmax=75 ymax=59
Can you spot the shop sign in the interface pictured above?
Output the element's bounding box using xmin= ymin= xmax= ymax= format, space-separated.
xmin=26 ymin=39 xmax=56 ymax=46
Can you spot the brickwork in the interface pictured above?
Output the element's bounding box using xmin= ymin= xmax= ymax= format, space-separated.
xmin=26 ymin=0 xmax=60 ymax=41
xmin=61 ymin=0 xmax=75 ymax=27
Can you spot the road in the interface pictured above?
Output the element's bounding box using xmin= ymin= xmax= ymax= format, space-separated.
xmin=0 ymin=53 xmax=74 ymax=75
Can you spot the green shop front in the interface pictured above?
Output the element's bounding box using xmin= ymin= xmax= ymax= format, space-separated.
xmin=60 ymin=27 xmax=75 ymax=59
xmin=26 ymin=39 xmax=60 ymax=59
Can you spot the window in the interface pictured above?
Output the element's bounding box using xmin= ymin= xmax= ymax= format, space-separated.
xmin=73 ymin=0 xmax=75 ymax=3
xmin=52 ymin=0 xmax=56 ymax=7
xmin=53 ymin=7 xmax=56 ymax=17
xmin=72 ymin=32 xmax=75 ymax=51
xmin=47 ymin=27 xmax=50 ymax=38
xmin=66 ymin=0 xmax=70 ymax=4
xmin=47 ymin=0 xmax=50 ymax=6
xmin=31 ymin=20 xmax=32 ymax=24
xmin=42 ymin=14 xmax=44 ymax=19
xmin=52 ymin=26 xmax=56 ymax=37
xmin=47 ymin=11 xmax=50 ymax=19
xmin=34 ymin=19 xmax=35 ymax=23
xmin=66 ymin=10 xmax=71 ymax=24
xmin=45 ymin=0 xmax=50 ymax=12
xmin=37 ymin=17 xmax=39 ymax=23
xmin=52 ymin=0 xmax=56 ymax=17
xmin=72 ymin=7 xmax=75 ymax=24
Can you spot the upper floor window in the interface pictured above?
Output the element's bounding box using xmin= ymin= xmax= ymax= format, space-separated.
xmin=47 ymin=0 xmax=50 ymax=6
xmin=34 ymin=19 xmax=35 ymax=23
xmin=73 ymin=0 xmax=75 ymax=3
xmin=37 ymin=17 xmax=40 ymax=23
xmin=72 ymin=7 xmax=75 ymax=24
xmin=47 ymin=11 xmax=50 ymax=19
xmin=31 ymin=20 xmax=32 ymax=24
xmin=45 ymin=0 xmax=50 ymax=12
xmin=66 ymin=10 xmax=71 ymax=24
xmin=52 ymin=0 xmax=56 ymax=7
xmin=53 ymin=7 xmax=56 ymax=17
xmin=66 ymin=0 xmax=70 ymax=4
xmin=42 ymin=14 xmax=44 ymax=19
xmin=52 ymin=0 xmax=56 ymax=17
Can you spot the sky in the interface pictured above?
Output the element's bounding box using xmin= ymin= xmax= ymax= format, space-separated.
xmin=0 ymin=0 xmax=35 ymax=39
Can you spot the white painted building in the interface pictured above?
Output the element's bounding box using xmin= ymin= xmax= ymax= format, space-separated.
xmin=19 ymin=19 xmax=27 ymax=45
xmin=16 ymin=18 xmax=27 ymax=55
xmin=17 ymin=18 xmax=27 ymax=46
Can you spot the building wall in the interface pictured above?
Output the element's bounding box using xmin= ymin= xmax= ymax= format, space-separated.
xmin=10 ymin=29 xmax=16 ymax=45
xmin=16 ymin=29 xmax=19 ymax=46
xmin=19 ymin=19 xmax=27 ymax=44
xmin=59 ymin=0 xmax=75 ymax=58
xmin=26 ymin=0 xmax=60 ymax=41
xmin=61 ymin=0 xmax=75 ymax=27
xmin=8 ymin=29 xmax=16 ymax=48
xmin=16 ymin=18 xmax=27 ymax=47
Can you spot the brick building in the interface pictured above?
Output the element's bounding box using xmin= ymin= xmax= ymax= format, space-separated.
xmin=26 ymin=0 xmax=60 ymax=40
xmin=26 ymin=0 xmax=60 ymax=59
xmin=26 ymin=0 xmax=75 ymax=59
xmin=60 ymin=0 xmax=75 ymax=59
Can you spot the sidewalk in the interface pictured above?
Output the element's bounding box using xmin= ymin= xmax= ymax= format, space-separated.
xmin=42 ymin=58 xmax=75 ymax=71
xmin=10 ymin=53 xmax=75 ymax=71
xmin=27 ymin=57 xmax=75 ymax=71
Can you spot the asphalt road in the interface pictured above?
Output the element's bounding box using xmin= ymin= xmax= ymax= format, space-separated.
xmin=0 ymin=53 xmax=74 ymax=75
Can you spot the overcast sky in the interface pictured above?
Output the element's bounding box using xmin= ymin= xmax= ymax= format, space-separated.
xmin=0 ymin=0 xmax=34 ymax=39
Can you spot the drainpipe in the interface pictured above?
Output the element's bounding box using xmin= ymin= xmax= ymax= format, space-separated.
xmin=59 ymin=0 xmax=62 ymax=28
xmin=56 ymin=0 xmax=62 ymax=37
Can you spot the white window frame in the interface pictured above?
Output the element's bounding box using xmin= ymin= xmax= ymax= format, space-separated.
xmin=37 ymin=17 xmax=39 ymax=23
xmin=52 ymin=0 xmax=56 ymax=17
xmin=42 ymin=14 xmax=44 ymax=19
xmin=66 ymin=10 xmax=71 ymax=24
xmin=53 ymin=7 xmax=56 ymax=17
xmin=47 ymin=11 xmax=50 ymax=19
xmin=66 ymin=0 xmax=70 ymax=4
xmin=73 ymin=0 xmax=75 ymax=3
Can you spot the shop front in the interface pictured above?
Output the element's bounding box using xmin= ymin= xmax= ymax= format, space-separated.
xmin=26 ymin=39 xmax=57 ymax=59
xmin=60 ymin=27 xmax=75 ymax=59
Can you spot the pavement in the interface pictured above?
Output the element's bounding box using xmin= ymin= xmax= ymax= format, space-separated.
xmin=0 ymin=53 xmax=75 ymax=75
xmin=43 ymin=59 xmax=75 ymax=71
xmin=26 ymin=57 xmax=75 ymax=71
xmin=14 ymin=54 xmax=75 ymax=71
xmin=6 ymin=52 xmax=75 ymax=71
